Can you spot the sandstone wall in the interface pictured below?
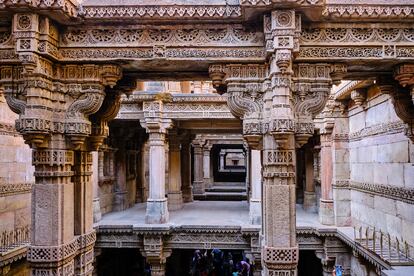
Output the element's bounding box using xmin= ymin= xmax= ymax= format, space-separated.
xmin=347 ymin=90 xmax=414 ymax=252
xmin=0 ymin=95 xmax=34 ymax=233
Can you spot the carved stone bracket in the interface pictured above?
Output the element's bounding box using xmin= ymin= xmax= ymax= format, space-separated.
xmin=394 ymin=64 xmax=414 ymax=105
xmin=377 ymin=77 xmax=414 ymax=142
xmin=142 ymin=235 xmax=171 ymax=276
xmin=292 ymin=63 xmax=346 ymax=147
xmin=209 ymin=64 xmax=267 ymax=149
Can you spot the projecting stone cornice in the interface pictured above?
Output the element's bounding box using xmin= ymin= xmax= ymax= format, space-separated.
xmin=116 ymin=93 xmax=235 ymax=121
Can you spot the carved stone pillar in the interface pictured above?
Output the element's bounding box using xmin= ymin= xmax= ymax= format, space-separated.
xmin=92 ymin=151 xmax=101 ymax=223
xmin=249 ymin=149 xmax=262 ymax=225
xmin=168 ymin=130 xmax=183 ymax=210
xmin=203 ymin=142 xmax=213 ymax=189
xmin=2 ymin=52 xmax=122 ymax=275
xmin=319 ymin=127 xmax=335 ymax=225
xmin=181 ymin=134 xmax=193 ymax=202
xmin=192 ymin=139 xmax=204 ymax=195
xmin=219 ymin=151 xmax=225 ymax=171
xmin=146 ymin=131 xmax=169 ymax=223
xmin=140 ymin=101 xmax=172 ymax=224
xmin=303 ymin=146 xmax=317 ymax=212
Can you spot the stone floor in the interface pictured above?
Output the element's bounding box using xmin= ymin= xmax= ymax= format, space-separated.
xmin=97 ymin=201 xmax=250 ymax=227
xmin=97 ymin=201 xmax=330 ymax=228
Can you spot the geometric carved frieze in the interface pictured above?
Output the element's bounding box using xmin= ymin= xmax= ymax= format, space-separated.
xmin=349 ymin=181 xmax=414 ymax=205
xmin=298 ymin=25 xmax=414 ymax=62
xmin=28 ymin=231 xmax=96 ymax=263
xmin=62 ymin=26 xmax=263 ymax=47
xmin=0 ymin=182 xmax=32 ymax=196
xmin=301 ymin=27 xmax=414 ymax=45
xmin=323 ymin=4 xmax=414 ymax=20
xmin=348 ymin=120 xmax=406 ymax=141
xmin=60 ymin=48 xmax=266 ymax=62
xmin=165 ymin=233 xmax=250 ymax=250
xmin=79 ymin=5 xmax=242 ymax=19
xmin=262 ymin=246 xmax=299 ymax=270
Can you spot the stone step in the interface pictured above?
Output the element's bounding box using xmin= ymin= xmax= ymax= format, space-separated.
xmin=194 ymin=191 xmax=247 ymax=201
xmin=212 ymin=182 xmax=245 ymax=187
xmin=205 ymin=186 xmax=246 ymax=193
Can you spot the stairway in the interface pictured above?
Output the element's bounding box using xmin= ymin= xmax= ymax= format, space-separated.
xmin=194 ymin=182 xmax=247 ymax=201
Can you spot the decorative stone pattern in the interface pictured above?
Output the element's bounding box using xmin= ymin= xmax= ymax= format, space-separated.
xmin=0 ymin=183 xmax=32 ymax=196
xmin=350 ymin=181 xmax=414 ymax=204
xmin=62 ymin=26 xmax=263 ymax=47
xmin=79 ymin=5 xmax=242 ymax=19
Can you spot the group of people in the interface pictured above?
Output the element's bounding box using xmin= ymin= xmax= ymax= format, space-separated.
xmin=190 ymin=249 xmax=255 ymax=276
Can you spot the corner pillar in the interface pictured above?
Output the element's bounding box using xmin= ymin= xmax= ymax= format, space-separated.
xmin=249 ymin=149 xmax=262 ymax=225
xmin=192 ymin=139 xmax=204 ymax=195
xmin=167 ymin=130 xmax=183 ymax=210
xmin=319 ymin=128 xmax=335 ymax=225
xmin=181 ymin=133 xmax=194 ymax=202
xmin=303 ymin=146 xmax=317 ymax=212
xmin=202 ymin=142 xmax=213 ymax=189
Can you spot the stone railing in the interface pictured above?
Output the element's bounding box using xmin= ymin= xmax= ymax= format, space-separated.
xmin=354 ymin=226 xmax=414 ymax=266
xmin=0 ymin=225 xmax=30 ymax=254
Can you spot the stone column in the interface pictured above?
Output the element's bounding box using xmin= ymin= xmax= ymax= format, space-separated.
xmin=249 ymin=149 xmax=262 ymax=225
xmin=146 ymin=131 xmax=170 ymax=223
xmin=181 ymin=135 xmax=193 ymax=202
xmin=73 ymin=150 xmax=95 ymax=276
xmin=92 ymin=151 xmax=102 ymax=223
xmin=303 ymin=146 xmax=317 ymax=212
xmin=319 ymin=127 xmax=335 ymax=225
xmin=141 ymin=141 xmax=150 ymax=202
xmin=219 ymin=151 xmax=225 ymax=171
xmin=192 ymin=140 xmax=204 ymax=195
xmin=168 ymin=131 xmax=183 ymax=210
xmin=203 ymin=143 xmax=212 ymax=189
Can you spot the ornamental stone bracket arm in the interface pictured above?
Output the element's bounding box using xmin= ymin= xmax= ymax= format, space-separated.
xmin=89 ymin=77 xmax=136 ymax=150
xmin=209 ymin=63 xmax=267 ymax=149
xmin=377 ymin=76 xmax=414 ymax=143
xmin=394 ymin=64 xmax=414 ymax=105
xmin=63 ymin=64 xmax=122 ymax=149
xmin=292 ymin=63 xmax=347 ymax=147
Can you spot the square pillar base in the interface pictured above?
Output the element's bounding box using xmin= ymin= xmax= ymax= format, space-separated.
xmin=192 ymin=180 xmax=204 ymax=195
xmin=146 ymin=199 xmax=169 ymax=224
xmin=319 ymin=199 xmax=334 ymax=225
